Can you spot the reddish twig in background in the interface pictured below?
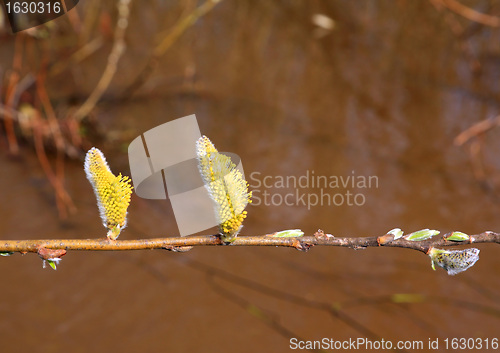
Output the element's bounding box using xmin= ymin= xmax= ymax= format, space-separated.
xmin=33 ymin=40 xmax=77 ymax=218
xmin=79 ymin=0 xmax=103 ymax=45
xmin=62 ymin=0 xmax=83 ymax=34
xmin=454 ymin=115 xmax=500 ymax=187
xmin=3 ymin=34 xmax=25 ymax=155
xmin=454 ymin=115 xmax=500 ymax=146
xmin=36 ymin=70 xmax=66 ymax=152
xmin=31 ymin=108 xmax=76 ymax=219
xmin=468 ymin=138 xmax=486 ymax=182
xmin=428 ymin=0 xmax=482 ymax=72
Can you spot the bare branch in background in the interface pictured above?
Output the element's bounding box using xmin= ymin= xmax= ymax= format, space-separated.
xmin=123 ymin=0 xmax=222 ymax=97
xmin=71 ymin=0 xmax=132 ymax=122
xmin=455 ymin=115 xmax=500 ymax=189
xmin=3 ymin=34 xmax=25 ymax=154
xmin=454 ymin=115 xmax=500 ymax=146
xmin=435 ymin=0 xmax=500 ymax=27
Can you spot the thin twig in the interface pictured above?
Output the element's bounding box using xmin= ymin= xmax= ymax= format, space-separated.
xmin=454 ymin=115 xmax=500 ymax=146
xmin=454 ymin=115 xmax=500 ymax=188
xmin=437 ymin=0 xmax=500 ymax=27
xmin=122 ymin=0 xmax=222 ymax=97
xmin=34 ymin=44 xmax=77 ymax=218
xmin=71 ymin=0 xmax=132 ymax=122
xmin=62 ymin=0 xmax=82 ymax=34
xmin=79 ymin=0 xmax=103 ymax=45
xmin=3 ymin=34 xmax=24 ymax=154
xmin=36 ymin=67 xmax=66 ymax=152
xmin=32 ymin=109 xmax=76 ymax=218
xmin=0 ymin=231 xmax=498 ymax=254
xmin=428 ymin=0 xmax=482 ymax=72
xmin=49 ymin=37 xmax=104 ymax=77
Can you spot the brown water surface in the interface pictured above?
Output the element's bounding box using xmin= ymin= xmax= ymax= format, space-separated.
xmin=1 ymin=1 xmax=500 ymax=352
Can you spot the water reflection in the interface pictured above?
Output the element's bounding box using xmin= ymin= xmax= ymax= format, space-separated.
xmin=1 ymin=1 xmax=500 ymax=352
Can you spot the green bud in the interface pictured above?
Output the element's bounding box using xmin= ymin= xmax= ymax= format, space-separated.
xmin=405 ymin=229 xmax=440 ymax=241
xmin=444 ymin=231 xmax=469 ymax=242
xmin=0 ymin=252 xmax=14 ymax=256
xmin=42 ymin=258 xmax=62 ymax=270
xmin=387 ymin=228 xmax=404 ymax=240
xmin=269 ymin=229 xmax=304 ymax=238
xmin=47 ymin=260 xmax=57 ymax=270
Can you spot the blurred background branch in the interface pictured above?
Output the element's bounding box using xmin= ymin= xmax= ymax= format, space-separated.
xmin=434 ymin=0 xmax=500 ymax=27
xmin=122 ymin=0 xmax=222 ymax=97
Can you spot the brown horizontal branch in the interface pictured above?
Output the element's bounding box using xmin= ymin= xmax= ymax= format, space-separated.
xmin=1 ymin=230 xmax=498 ymax=254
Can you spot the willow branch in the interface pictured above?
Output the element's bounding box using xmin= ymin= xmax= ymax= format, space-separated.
xmin=1 ymin=231 xmax=498 ymax=254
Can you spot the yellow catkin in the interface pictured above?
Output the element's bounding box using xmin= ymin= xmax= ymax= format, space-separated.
xmin=196 ymin=136 xmax=252 ymax=242
xmin=84 ymin=148 xmax=133 ymax=240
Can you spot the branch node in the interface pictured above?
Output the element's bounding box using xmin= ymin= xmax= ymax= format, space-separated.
xmin=163 ymin=246 xmax=194 ymax=252
xmin=314 ymin=229 xmax=324 ymax=238
xmin=314 ymin=229 xmax=333 ymax=240
xmin=37 ymin=246 xmax=66 ymax=260
xmin=292 ymin=239 xmax=313 ymax=252
xmin=377 ymin=234 xmax=395 ymax=246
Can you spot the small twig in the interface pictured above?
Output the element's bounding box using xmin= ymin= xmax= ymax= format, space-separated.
xmin=0 ymin=231 xmax=498 ymax=254
xmin=3 ymin=34 xmax=24 ymax=154
xmin=437 ymin=0 xmax=500 ymax=27
xmin=62 ymin=0 xmax=82 ymax=34
xmin=32 ymin=109 xmax=76 ymax=218
xmin=36 ymin=67 xmax=66 ymax=152
xmin=454 ymin=115 xmax=500 ymax=188
xmin=428 ymin=0 xmax=482 ymax=72
xmin=468 ymin=139 xmax=486 ymax=182
xmin=122 ymin=0 xmax=222 ymax=97
xmin=0 ymin=104 xmax=21 ymax=121
xmin=34 ymin=51 xmax=77 ymax=218
xmin=454 ymin=115 xmax=500 ymax=146
xmin=49 ymin=37 xmax=104 ymax=77
xmin=79 ymin=0 xmax=103 ymax=44
xmin=72 ymin=0 xmax=132 ymax=122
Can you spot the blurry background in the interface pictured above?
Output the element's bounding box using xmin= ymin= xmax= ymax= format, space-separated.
xmin=1 ymin=0 xmax=500 ymax=352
